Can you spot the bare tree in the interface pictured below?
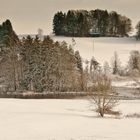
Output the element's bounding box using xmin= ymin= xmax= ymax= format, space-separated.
xmin=89 ymin=73 xmax=118 ymax=117
xmin=37 ymin=28 xmax=43 ymax=39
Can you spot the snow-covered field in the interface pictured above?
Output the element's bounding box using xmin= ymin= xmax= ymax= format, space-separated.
xmin=0 ymin=99 xmax=140 ymax=140
xmin=53 ymin=36 xmax=140 ymax=66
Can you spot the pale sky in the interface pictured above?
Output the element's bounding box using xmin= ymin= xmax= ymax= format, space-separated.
xmin=0 ymin=0 xmax=139 ymax=35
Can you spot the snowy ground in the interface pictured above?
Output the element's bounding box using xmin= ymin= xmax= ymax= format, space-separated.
xmin=113 ymin=80 xmax=139 ymax=88
xmin=0 ymin=99 xmax=140 ymax=140
xmin=53 ymin=36 xmax=140 ymax=66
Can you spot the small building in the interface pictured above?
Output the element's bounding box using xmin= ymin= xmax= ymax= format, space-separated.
xmin=89 ymin=32 xmax=101 ymax=37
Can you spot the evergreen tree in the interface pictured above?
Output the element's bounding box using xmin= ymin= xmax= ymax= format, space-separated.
xmin=20 ymin=35 xmax=34 ymax=90
xmin=75 ymin=51 xmax=83 ymax=73
xmin=0 ymin=19 xmax=20 ymax=91
xmin=136 ymin=21 xmax=140 ymax=40
xmin=112 ymin=52 xmax=120 ymax=75
xmin=128 ymin=51 xmax=140 ymax=73
xmin=53 ymin=11 xmax=66 ymax=35
xmin=75 ymin=50 xmax=84 ymax=90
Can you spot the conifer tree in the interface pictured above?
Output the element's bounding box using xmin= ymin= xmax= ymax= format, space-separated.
xmin=136 ymin=21 xmax=140 ymax=40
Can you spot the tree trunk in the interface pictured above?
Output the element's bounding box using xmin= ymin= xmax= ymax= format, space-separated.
xmin=99 ymin=108 xmax=104 ymax=117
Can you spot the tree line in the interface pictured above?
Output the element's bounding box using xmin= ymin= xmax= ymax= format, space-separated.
xmin=53 ymin=9 xmax=132 ymax=37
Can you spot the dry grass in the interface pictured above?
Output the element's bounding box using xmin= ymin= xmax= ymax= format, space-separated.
xmin=125 ymin=113 xmax=140 ymax=118
xmin=96 ymin=107 xmax=121 ymax=116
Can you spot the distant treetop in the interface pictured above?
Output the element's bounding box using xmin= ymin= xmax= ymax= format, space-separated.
xmin=53 ymin=9 xmax=132 ymax=37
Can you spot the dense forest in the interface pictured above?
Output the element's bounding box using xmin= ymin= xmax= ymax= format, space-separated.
xmin=53 ymin=9 xmax=132 ymax=37
xmin=0 ymin=20 xmax=87 ymax=93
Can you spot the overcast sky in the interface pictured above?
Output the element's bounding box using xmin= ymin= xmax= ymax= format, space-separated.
xmin=0 ymin=0 xmax=139 ymax=34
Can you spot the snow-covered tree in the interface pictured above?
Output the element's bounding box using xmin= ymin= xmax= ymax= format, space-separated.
xmin=111 ymin=51 xmax=121 ymax=75
xmin=37 ymin=28 xmax=43 ymax=39
xmin=103 ymin=61 xmax=111 ymax=76
xmin=90 ymin=56 xmax=99 ymax=73
xmin=128 ymin=51 xmax=140 ymax=76
xmin=75 ymin=50 xmax=84 ymax=90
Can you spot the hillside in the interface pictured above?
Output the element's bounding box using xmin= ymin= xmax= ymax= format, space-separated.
xmin=52 ymin=36 xmax=140 ymax=66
